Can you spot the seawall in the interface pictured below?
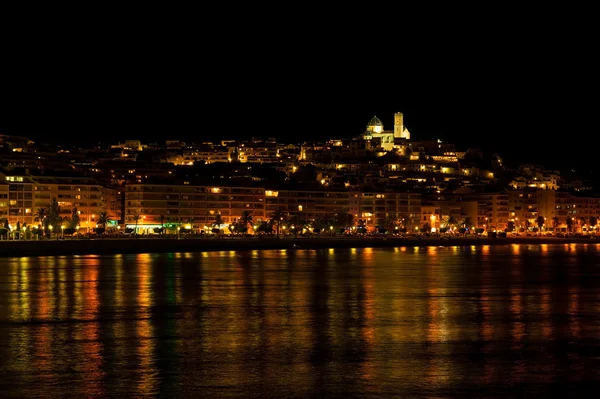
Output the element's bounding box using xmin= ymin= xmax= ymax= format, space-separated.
xmin=0 ymin=236 xmax=598 ymax=258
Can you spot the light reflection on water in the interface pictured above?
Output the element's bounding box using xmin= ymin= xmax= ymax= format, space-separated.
xmin=1 ymin=244 xmax=600 ymax=397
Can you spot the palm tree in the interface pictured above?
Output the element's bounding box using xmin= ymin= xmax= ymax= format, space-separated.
xmin=589 ymin=216 xmax=597 ymax=235
xmin=578 ymin=216 xmax=587 ymax=233
xmin=287 ymin=215 xmax=310 ymax=236
xmin=70 ymin=207 xmax=80 ymax=229
xmin=459 ymin=216 xmax=474 ymax=235
xmin=97 ymin=211 xmax=110 ymax=228
xmin=159 ymin=214 xmax=165 ymax=235
xmin=131 ymin=212 xmax=141 ymax=236
xmin=450 ymin=216 xmax=459 ymax=231
xmin=47 ymin=198 xmax=62 ymax=229
xmin=566 ymin=217 xmax=574 ymax=233
xmin=34 ymin=207 xmax=47 ymax=229
xmin=552 ymin=216 xmax=560 ymax=233
xmin=212 ymin=213 xmax=223 ymax=234
xmin=311 ymin=216 xmax=333 ymax=234
xmin=239 ymin=210 xmax=253 ymax=234
xmin=0 ymin=218 xmax=8 ymax=240
xmin=97 ymin=211 xmax=110 ymax=237
xmin=333 ymin=210 xmax=354 ymax=232
xmin=536 ymin=215 xmax=545 ymax=234
xmin=384 ymin=212 xmax=399 ymax=232
xmin=421 ymin=222 xmax=431 ymax=233
xmin=269 ymin=209 xmax=285 ymax=238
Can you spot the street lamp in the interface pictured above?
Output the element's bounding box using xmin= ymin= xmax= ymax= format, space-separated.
xmin=61 ymin=225 xmax=65 ymax=239
xmin=49 ymin=225 xmax=53 ymax=239
xmin=177 ymin=226 xmax=180 ymax=239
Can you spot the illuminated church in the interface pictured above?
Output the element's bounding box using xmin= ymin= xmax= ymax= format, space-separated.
xmin=362 ymin=112 xmax=410 ymax=151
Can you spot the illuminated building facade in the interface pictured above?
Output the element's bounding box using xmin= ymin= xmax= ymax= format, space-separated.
xmin=362 ymin=112 xmax=411 ymax=151
xmin=125 ymin=184 xmax=266 ymax=229
xmin=0 ymin=170 xmax=109 ymax=230
xmin=265 ymin=189 xmax=421 ymax=231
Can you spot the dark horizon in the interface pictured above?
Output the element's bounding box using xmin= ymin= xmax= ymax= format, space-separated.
xmin=2 ymin=18 xmax=596 ymax=173
xmin=1 ymin=107 xmax=589 ymax=174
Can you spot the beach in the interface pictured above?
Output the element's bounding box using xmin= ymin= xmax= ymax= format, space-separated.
xmin=1 ymin=235 xmax=598 ymax=257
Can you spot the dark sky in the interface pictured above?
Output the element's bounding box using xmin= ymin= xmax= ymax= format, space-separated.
xmin=1 ymin=9 xmax=597 ymax=172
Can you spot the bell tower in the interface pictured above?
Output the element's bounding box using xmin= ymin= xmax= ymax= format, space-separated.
xmin=394 ymin=112 xmax=410 ymax=139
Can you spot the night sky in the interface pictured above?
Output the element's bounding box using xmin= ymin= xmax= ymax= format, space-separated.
xmin=1 ymin=10 xmax=597 ymax=172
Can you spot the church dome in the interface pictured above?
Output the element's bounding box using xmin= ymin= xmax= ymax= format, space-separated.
xmin=367 ymin=115 xmax=383 ymax=128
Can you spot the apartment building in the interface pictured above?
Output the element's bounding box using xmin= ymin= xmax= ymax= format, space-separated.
xmin=507 ymin=188 xmax=556 ymax=231
xmin=0 ymin=169 xmax=109 ymax=230
xmin=265 ymin=189 xmax=351 ymax=222
xmin=461 ymin=192 xmax=510 ymax=231
xmin=125 ymin=184 xmax=266 ymax=229
xmin=555 ymin=191 xmax=600 ymax=231
xmin=124 ymin=183 xmax=424 ymax=233
xmin=265 ymin=189 xmax=421 ymax=230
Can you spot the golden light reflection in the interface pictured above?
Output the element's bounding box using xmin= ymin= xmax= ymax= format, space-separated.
xmin=114 ymin=255 xmax=124 ymax=307
xmin=480 ymin=258 xmax=494 ymax=343
xmin=568 ymin=286 xmax=580 ymax=340
xmin=569 ymin=243 xmax=577 ymax=252
xmin=511 ymin=244 xmax=521 ymax=255
xmin=540 ymin=287 xmax=552 ymax=339
xmin=12 ymin=259 xmax=31 ymax=321
xmin=362 ymin=247 xmax=374 ymax=263
xmin=36 ymin=260 xmax=52 ymax=321
xmin=359 ymin=258 xmax=375 ymax=384
xmin=111 ymin=254 xmax=127 ymax=392
xmin=57 ymin=258 xmax=67 ymax=320
xmin=425 ymin=254 xmax=450 ymax=345
xmin=33 ymin=257 xmax=54 ymax=385
xmin=33 ymin=324 xmax=53 ymax=380
xmin=510 ymin=287 xmax=525 ymax=344
xmin=5 ymin=244 xmax=599 ymax=394
xmin=136 ymin=253 xmax=157 ymax=394
xmin=80 ymin=256 xmax=105 ymax=397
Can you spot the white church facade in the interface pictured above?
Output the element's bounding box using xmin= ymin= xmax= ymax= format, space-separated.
xmin=362 ymin=112 xmax=411 ymax=151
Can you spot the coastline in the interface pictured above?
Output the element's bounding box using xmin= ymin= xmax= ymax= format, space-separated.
xmin=0 ymin=235 xmax=598 ymax=258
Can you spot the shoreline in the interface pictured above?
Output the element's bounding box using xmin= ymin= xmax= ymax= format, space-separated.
xmin=1 ymin=236 xmax=598 ymax=258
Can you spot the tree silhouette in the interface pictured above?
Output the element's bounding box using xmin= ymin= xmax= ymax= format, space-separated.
xmin=269 ymin=209 xmax=285 ymax=238
xmin=536 ymin=216 xmax=545 ymax=234
xmin=238 ymin=210 xmax=253 ymax=234
xmin=131 ymin=212 xmax=141 ymax=236
xmin=566 ymin=217 xmax=574 ymax=233
xmin=159 ymin=214 xmax=165 ymax=235
xmin=212 ymin=213 xmax=223 ymax=234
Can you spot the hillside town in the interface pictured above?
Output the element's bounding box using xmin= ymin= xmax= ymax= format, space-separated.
xmin=1 ymin=112 xmax=598 ymax=238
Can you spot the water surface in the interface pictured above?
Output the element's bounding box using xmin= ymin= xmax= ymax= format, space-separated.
xmin=1 ymin=243 xmax=599 ymax=397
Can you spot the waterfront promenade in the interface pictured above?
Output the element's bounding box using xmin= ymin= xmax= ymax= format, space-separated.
xmin=1 ymin=235 xmax=598 ymax=257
